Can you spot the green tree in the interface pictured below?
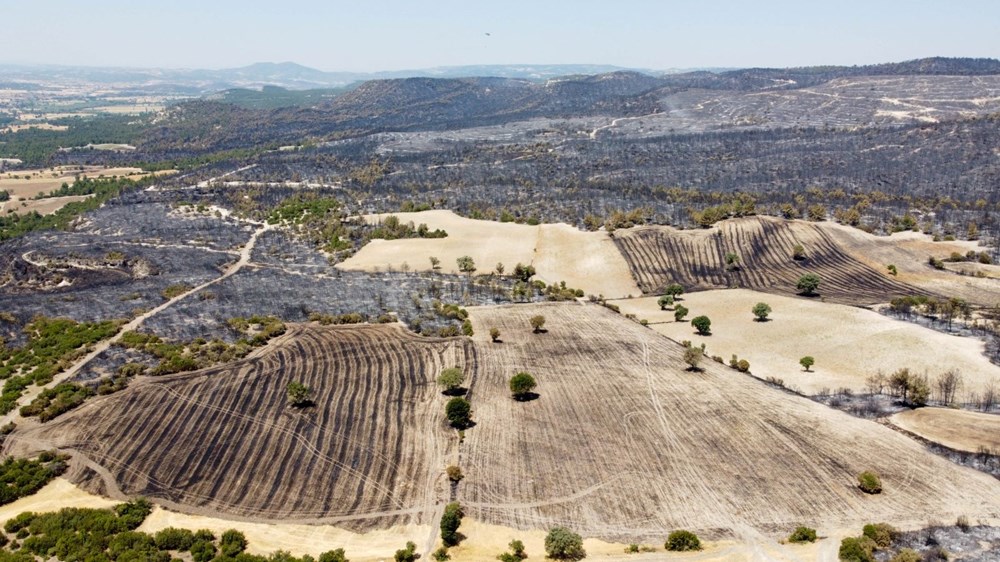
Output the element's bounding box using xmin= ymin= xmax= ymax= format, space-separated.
xmin=513 ymin=263 xmax=536 ymax=282
xmin=657 ymin=295 xmax=674 ymax=310
xmin=286 ymin=381 xmax=312 ymax=407
xmin=752 ymin=302 xmax=771 ymax=321
xmin=489 ymin=327 xmax=501 ymax=342
xmin=445 ymin=397 xmax=472 ymax=429
xmin=691 ymin=315 xmax=711 ymax=335
xmin=787 ymin=526 xmax=817 ymax=543
xmin=456 ymin=255 xmax=476 ymax=273
xmin=665 ymin=530 xmax=701 ymax=551
xmin=799 ymin=356 xmax=815 ymax=371
xmin=545 ymin=527 xmax=586 ymax=561
xmin=319 ymin=549 xmax=349 ymax=562
xmin=530 ymin=315 xmax=546 ymax=333
xmin=838 ymin=537 xmax=874 ymax=562
xmin=429 ymin=256 xmax=441 ymax=269
xmin=437 ymin=367 xmax=465 ymax=394
xmin=674 ymin=305 xmax=689 ymax=322
xmin=664 ymin=283 xmax=684 ymax=298
xmin=394 ymin=541 xmax=418 ymax=562
xmin=862 ymin=523 xmax=896 ymax=547
xmin=796 ymin=273 xmax=821 ymax=296
xmin=509 ymin=372 xmax=537 ymax=400
xmin=220 ymin=530 xmax=248 ymax=557
xmin=461 ymin=319 xmax=474 ymax=337
xmin=440 ymin=502 xmax=464 ymax=546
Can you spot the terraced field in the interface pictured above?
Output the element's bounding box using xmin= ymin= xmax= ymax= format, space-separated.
xmin=613 ymin=216 xmax=922 ymax=304
xmin=462 ymin=303 xmax=1000 ymax=542
xmin=8 ymin=323 xmax=475 ymax=529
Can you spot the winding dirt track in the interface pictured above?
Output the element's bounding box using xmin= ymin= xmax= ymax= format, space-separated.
xmin=613 ymin=216 xmax=924 ymax=304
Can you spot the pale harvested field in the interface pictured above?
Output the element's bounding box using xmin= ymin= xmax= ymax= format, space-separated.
xmin=614 ymin=289 xmax=1000 ymax=396
xmin=891 ymin=407 xmax=1000 ymax=453
xmin=339 ymin=210 xmax=640 ymax=298
xmin=0 ymin=166 xmax=151 ymax=199
xmin=462 ymin=302 xmax=1000 ymax=542
xmin=613 ymin=216 xmax=919 ymax=305
xmin=0 ymin=122 xmax=68 ymax=133
xmin=1 ymin=194 xmax=91 ymax=216
xmin=9 ymin=323 xmax=472 ymax=530
xmin=820 ymin=222 xmax=1000 ymax=306
xmin=0 ymin=478 xmax=118 ymax=523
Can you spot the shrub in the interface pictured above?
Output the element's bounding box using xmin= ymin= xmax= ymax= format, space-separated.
xmin=792 ymin=244 xmax=807 ymax=260
xmin=489 ymin=327 xmax=501 ymax=342
xmin=664 ymin=283 xmax=684 ymax=297
xmin=461 ymin=319 xmax=474 ymax=336
xmin=394 ymin=541 xmax=418 ymax=562
xmin=861 ymin=523 xmax=896 ymax=547
xmin=674 ymin=305 xmax=689 ymax=322
xmin=787 ymin=526 xmax=817 ymax=543
xmin=857 ymin=471 xmax=883 ymax=494
xmin=154 ymin=527 xmax=195 ymax=551
xmin=890 ymin=549 xmax=921 ymax=562
xmin=319 ymin=549 xmax=349 ymax=562
xmin=509 ymin=372 xmax=537 ymax=399
xmin=838 ymin=537 xmax=874 ymax=562
xmin=956 ymin=514 xmax=970 ymax=531
xmin=683 ymin=343 xmax=704 ymax=371
xmin=220 ymin=529 xmax=248 ymax=557
xmin=545 ymin=527 xmax=586 ymax=560
xmin=190 ymin=540 xmax=218 ymax=562
xmin=433 ymin=546 xmax=451 ymax=561
xmin=286 ymin=381 xmax=312 ymax=407
xmin=657 ymin=295 xmax=674 ymax=310
xmin=456 ymin=256 xmax=476 ymax=273
xmin=665 ymin=530 xmax=701 ymax=551
xmin=446 ymin=465 xmax=464 ymax=482
xmin=445 ymin=397 xmax=472 ymax=429
xmin=440 ymin=502 xmax=463 ymax=546
xmin=691 ymin=315 xmax=711 ymax=335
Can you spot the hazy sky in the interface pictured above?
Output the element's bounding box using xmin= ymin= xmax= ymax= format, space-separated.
xmin=3 ymin=0 xmax=998 ymax=71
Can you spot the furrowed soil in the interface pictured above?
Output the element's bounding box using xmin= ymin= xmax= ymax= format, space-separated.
xmin=612 ymin=216 xmax=928 ymax=305
xmin=339 ymin=210 xmax=640 ymax=298
xmin=613 ymin=288 xmax=1000 ymax=396
xmin=461 ymin=302 xmax=1000 ymax=543
xmin=890 ymin=407 xmax=1000 ymax=453
xmin=7 ymin=323 xmax=474 ymax=530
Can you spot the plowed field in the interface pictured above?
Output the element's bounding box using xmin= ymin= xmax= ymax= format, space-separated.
xmin=9 ymin=323 xmax=475 ymax=530
xmin=613 ymin=216 xmax=922 ymax=304
xmin=461 ymin=303 xmax=1000 ymax=542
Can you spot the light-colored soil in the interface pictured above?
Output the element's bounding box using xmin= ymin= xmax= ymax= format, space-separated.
xmin=613 ymin=288 xmax=1000 ymax=396
xmin=0 ymin=123 xmax=68 ymax=133
xmin=0 ymin=478 xmax=118 ymax=523
xmin=338 ymin=210 xmax=640 ymax=298
xmin=0 ymin=194 xmax=92 ymax=216
xmin=0 ymin=166 xmax=151 ymax=199
xmin=819 ymin=222 xmax=1000 ymax=306
xmin=890 ymin=407 xmax=1000 ymax=453
xmin=462 ymin=302 xmax=1000 ymax=542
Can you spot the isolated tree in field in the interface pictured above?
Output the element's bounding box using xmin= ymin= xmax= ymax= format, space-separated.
xmin=857 ymin=470 xmax=883 ymax=494
xmin=792 ymin=244 xmax=807 ymax=261
xmin=497 ymin=539 xmax=528 ymax=562
xmin=545 ymin=527 xmax=586 ymax=561
xmin=691 ymin=315 xmax=711 ymax=335
xmin=724 ymin=252 xmax=741 ymax=271
xmin=429 ymin=256 xmax=440 ymax=269
xmin=657 ymin=294 xmax=674 ymax=310
xmin=489 ymin=327 xmax=501 ymax=342
xmin=752 ymin=302 xmax=771 ymax=321
xmin=509 ymin=372 xmax=537 ymax=400
xmin=799 ymin=356 xmax=815 ymax=372
xmin=456 ymin=255 xmax=476 ymax=273
xmin=286 ymin=381 xmax=312 ymax=407
xmin=674 ymin=305 xmax=689 ymax=322
xmin=530 ymin=315 xmax=546 ymax=333
xmin=394 ymin=542 xmax=418 ymax=562
xmin=446 ymin=465 xmax=464 ymax=482
xmin=513 ymin=263 xmax=536 ymax=282
xmin=440 ymin=501 xmax=464 ymax=546
xmin=665 ymin=283 xmax=684 ymax=298
xmin=683 ymin=342 xmax=704 ymax=371
xmin=796 ymin=273 xmax=821 ymax=296
xmin=437 ymin=367 xmax=465 ymax=394
xmin=495 ymin=262 xmax=505 ymax=276
xmin=787 ymin=526 xmax=817 ymax=543
xmin=445 ymin=397 xmax=472 ymax=429
xmin=665 ymin=530 xmax=701 ymax=551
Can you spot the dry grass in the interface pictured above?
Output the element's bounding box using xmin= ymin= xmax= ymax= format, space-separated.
xmin=890 ymin=407 xmax=1000 ymax=453
xmin=1 ymin=194 xmax=92 ymax=216
xmin=0 ymin=166 xmax=152 ymax=199
xmin=613 ymin=288 xmax=1000 ymax=395
xmin=338 ymin=210 xmax=640 ymax=298
xmin=462 ymin=302 xmax=1000 ymax=542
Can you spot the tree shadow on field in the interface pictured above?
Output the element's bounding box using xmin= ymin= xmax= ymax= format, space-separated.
xmin=753 ymin=317 xmax=772 ymax=323
xmin=442 ymin=387 xmax=468 ymax=397
xmin=512 ymin=392 xmax=539 ymax=402
xmin=532 ymin=328 xmax=549 ymax=334
xmin=797 ymin=291 xmax=821 ymax=299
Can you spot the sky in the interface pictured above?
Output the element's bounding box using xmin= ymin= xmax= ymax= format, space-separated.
xmin=2 ymin=0 xmax=998 ymax=71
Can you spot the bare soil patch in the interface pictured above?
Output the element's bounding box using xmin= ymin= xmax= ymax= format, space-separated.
xmin=614 ymin=289 xmax=1000 ymax=396
xmin=339 ymin=210 xmax=640 ymax=298
xmin=891 ymin=407 xmax=1000 ymax=453
xmin=462 ymin=302 xmax=1000 ymax=543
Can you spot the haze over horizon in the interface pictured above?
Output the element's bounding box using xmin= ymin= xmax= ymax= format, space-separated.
xmin=2 ymin=0 xmax=998 ymax=72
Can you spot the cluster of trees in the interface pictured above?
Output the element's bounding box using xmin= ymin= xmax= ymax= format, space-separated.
xmin=19 ymin=382 xmax=92 ymax=421
xmin=368 ymin=215 xmax=446 ymax=241
xmin=838 ymin=522 xmax=899 ymax=562
xmin=0 ymin=452 xmax=69 ymax=506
